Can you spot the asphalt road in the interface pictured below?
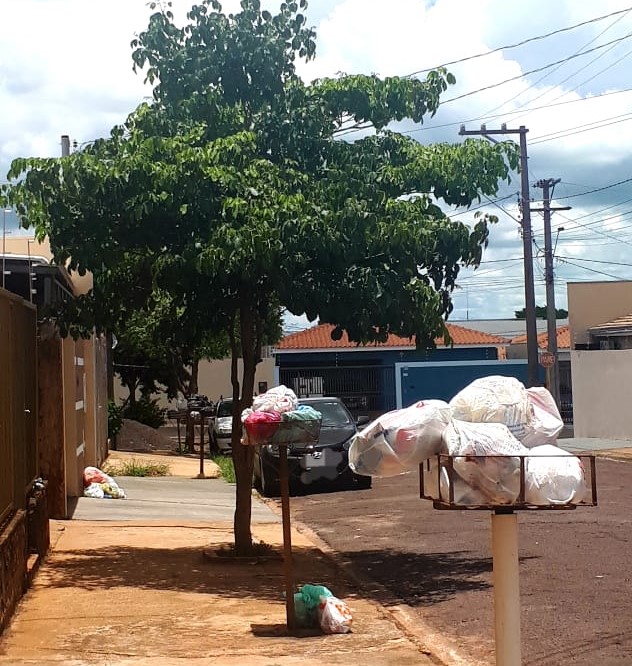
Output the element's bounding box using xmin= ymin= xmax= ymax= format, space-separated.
xmin=288 ymin=456 xmax=632 ymax=665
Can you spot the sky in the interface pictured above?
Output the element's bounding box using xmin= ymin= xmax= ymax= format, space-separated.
xmin=3 ymin=0 xmax=632 ymax=331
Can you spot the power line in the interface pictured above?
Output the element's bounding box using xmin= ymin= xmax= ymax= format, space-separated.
xmin=556 ymin=255 xmax=632 ymax=268
xmin=403 ymin=87 xmax=632 ymax=136
xmin=440 ymin=32 xmax=632 ymax=106
xmin=405 ymin=6 xmax=632 ymax=77
xmin=557 ymin=257 xmax=627 ymax=280
xmin=530 ymin=113 xmax=632 ymax=144
xmin=475 ymin=8 xmax=632 ymax=123
xmin=557 ymin=177 xmax=632 ymax=200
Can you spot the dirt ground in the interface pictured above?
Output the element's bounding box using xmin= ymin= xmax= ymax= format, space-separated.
xmin=287 ymin=456 xmax=632 ymax=666
xmin=0 ymin=520 xmax=442 ymax=666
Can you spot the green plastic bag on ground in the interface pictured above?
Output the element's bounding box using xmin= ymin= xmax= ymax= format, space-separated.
xmin=294 ymin=584 xmax=333 ymax=627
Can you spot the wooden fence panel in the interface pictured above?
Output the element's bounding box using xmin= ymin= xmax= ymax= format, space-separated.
xmin=0 ymin=291 xmax=37 ymax=516
xmin=0 ymin=297 xmax=14 ymax=522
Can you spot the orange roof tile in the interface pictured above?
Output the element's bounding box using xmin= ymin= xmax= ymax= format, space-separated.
xmin=510 ymin=325 xmax=570 ymax=349
xmin=589 ymin=313 xmax=632 ymax=334
xmin=277 ymin=322 xmax=508 ymax=350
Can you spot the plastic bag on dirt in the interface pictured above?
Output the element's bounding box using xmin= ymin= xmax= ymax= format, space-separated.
xmin=294 ymin=584 xmax=333 ymax=628
xmin=348 ymin=400 xmax=452 ymax=477
xmin=521 ymin=387 xmax=564 ymax=447
xmin=524 ymin=444 xmax=587 ymax=505
xmin=449 ymin=375 xmax=534 ymax=441
xmin=443 ymin=420 xmax=529 ymax=504
xmin=317 ymin=595 xmax=353 ymax=634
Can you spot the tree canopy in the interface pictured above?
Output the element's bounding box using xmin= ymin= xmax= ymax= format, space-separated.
xmin=515 ymin=306 xmax=568 ymax=320
xmin=5 ymin=0 xmax=519 ymax=553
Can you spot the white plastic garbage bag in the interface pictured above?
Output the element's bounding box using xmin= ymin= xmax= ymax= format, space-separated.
xmin=251 ymin=385 xmax=298 ymax=414
xmin=348 ymin=400 xmax=452 ymax=477
xmin=522 ymin=387 xmax=564 ymax=447
xmin=449 ymin=375 xmax=534 ymax=441
xmin=524 ymin=444 xmax=587 ymax=505
xmin=422 ymin=456 xmax=490 ymax=505
xmin=317 ymin=595 xmax=353 ymax=634
xmin=443 ymin=420 xmax=529 ymax=504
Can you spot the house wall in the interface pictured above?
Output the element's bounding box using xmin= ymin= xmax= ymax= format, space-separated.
xmin=114 ymin=357 xmax=277 ymax=408
xmin=568 ymin=281 xmax=632 ymax=345
xmin=571 ymin=349 xmax=632 ymax=438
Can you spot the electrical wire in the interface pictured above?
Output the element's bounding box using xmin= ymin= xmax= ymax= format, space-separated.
xmin=474 ymin=8 xmax=632 ymax=122
xmin=530 ymin=113 xmax=632 ymax=144
xmin=405 ymin=6 xmax=632 ymax=77
xmin=402 ymin=87 xmax=632 ymax=136
xmin=557 ymin=177 xmax=632 ymax=200
xmin=440 ymin=32 xmax=632 ymax=106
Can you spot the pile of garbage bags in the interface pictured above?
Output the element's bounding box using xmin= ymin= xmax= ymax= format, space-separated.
xmin=241 ymin=386 xmax=321 ymax=445
xmin=83 ymin=466 xmax=126 ymax=499
xmin=294 ymin=584 xmax=353 ymax=634
xmin=349 ymin=375 xmax=587 ymax=506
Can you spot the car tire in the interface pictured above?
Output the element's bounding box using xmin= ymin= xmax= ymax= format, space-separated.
xmin=353 ymin=474 xmax=372 ymax=490
xmin=209 ymin=432 xmax=220 ymax=455
xmin=260 ymin=458 xmax=280 ymax=498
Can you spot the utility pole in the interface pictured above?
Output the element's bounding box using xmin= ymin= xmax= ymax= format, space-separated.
xmin=533 ymin=179 xmax=570 ymax=408
xmin=459 ymin=124 xmax=539 ymax=386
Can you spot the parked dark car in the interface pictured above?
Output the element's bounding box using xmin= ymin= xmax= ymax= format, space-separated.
xmin=252 ymin=396 xmax=371 ymax=497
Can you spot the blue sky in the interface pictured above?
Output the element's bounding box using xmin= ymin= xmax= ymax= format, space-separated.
xmin=3 ymin=0 xmax=632 ymax=327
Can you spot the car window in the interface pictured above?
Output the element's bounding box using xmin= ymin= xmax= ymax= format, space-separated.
xmin=216 ymin=401 xmax=233 ymax=418
xmin=300 ymin=400 xmax=352 ymax=426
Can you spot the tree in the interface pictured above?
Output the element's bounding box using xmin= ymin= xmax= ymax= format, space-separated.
xmin=515 ymin=306 xmax=568 ymax=319
xmin=5 ymin=0 xmax=518 ymax=554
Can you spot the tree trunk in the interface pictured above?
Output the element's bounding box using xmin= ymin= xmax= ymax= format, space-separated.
xmin=231 ymin=306 xmax=259 ymax=556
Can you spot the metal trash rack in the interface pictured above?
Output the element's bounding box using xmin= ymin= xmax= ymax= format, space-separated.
xmin=252 ymin=419 xmax=322 ymax=632
xmin=419 ymin=453 xmax=597 ymax=666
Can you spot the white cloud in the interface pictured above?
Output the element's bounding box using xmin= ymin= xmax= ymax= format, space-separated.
xmin=3 ymin=0 xmax=632 ymax=318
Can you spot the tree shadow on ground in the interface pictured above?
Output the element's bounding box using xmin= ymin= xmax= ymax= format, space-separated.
xmin=337 ymin=549 xmax=538 ymax=607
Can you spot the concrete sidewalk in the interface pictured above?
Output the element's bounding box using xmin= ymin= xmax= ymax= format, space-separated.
xmin=0 ymin=461 xmax=446 ymax=666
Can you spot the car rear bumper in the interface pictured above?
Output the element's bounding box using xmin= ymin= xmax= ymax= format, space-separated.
xmin=260 ymin=446 xmax=350 ymax=486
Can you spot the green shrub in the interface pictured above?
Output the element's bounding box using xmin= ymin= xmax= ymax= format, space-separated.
xmin=108 ymin=401 xmax=124 ymax=439
xmin=123 ymin=395 xmax=167 ymax=429
xmin=104 ymin=459 xmax=170 ymax=477
xmin=211 ymin=454 xmax=236 ymax=483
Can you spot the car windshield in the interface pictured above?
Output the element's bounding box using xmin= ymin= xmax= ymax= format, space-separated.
xmin=300 ymin=400 xmax=352 ymax=427
xmin=217 ymin=401 xmax=233 ymax=418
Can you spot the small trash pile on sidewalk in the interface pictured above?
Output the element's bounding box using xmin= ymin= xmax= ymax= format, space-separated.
xmin=349 ymin=375 xmax=586 ymax=506
xmin=83 ymin=466 xmax=126 ymax=499
xmin=294 ymin=584 xmax=353 ymax=634
xmin=241 ymin=385 xmax=321 ymax=445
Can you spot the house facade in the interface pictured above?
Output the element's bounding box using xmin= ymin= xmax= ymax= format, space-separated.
xmin=568 ymin=280 xmax=632 ymax=438
xmin=272 ymin=322 xmax=537 ymax=418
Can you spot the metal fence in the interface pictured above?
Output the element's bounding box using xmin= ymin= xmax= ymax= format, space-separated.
xmin=279 ymin=365 xmax=396 ymax=418
xmin=0 ymin=290 xmax=37 ymax=524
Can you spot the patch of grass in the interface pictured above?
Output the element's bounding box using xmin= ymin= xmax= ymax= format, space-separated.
xmin=211 ymin=454 xmax=236 ymax=483
xmin=104 ymin=459 xmax=170 ymax=477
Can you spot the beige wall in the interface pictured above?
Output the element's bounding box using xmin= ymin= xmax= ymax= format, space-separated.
xmin=5 ymin=236 xmax=93 ymax=295
xmin=115 ymin=357 xmax=277 ymax=408
xmin=571 ymin=349 xmax=632 ymax=438
xmin=568 ymin=281 xmax=632 ymax=346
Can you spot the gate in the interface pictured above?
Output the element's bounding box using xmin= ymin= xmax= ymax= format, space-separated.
xmin=279 ymin=365 xmax=396 ymax=418
xmin=0 ymin=291 xmax=37 ymax=523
